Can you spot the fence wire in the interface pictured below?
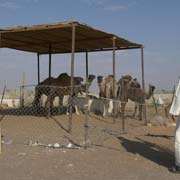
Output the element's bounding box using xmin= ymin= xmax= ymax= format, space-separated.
xmin=0 ymin=84 xmax=173 ymax=151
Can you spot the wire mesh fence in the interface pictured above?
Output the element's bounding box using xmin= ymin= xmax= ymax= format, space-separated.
xmin=0 ymin=84 xmax=174 ymax=151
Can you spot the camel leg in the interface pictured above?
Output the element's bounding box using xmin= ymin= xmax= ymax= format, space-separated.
xmin=33 ymin=87 xmax=42 ymax=107
xmin=87 ymin=99 xmax=93 ymax=112
xmin=103 ymin=99 xmax=109 ymax=117
xmin=139 ymin=104 xmax=143 ymax=120
xmin=58 ymin=95 xmax=64 ymax=114
xmin=132 ymin=103 xmax=138 ymax=117
xmin=45 ymin=90 xmax=56 ymax=116
xmin=74 ymin=105 xmax=80 ymax=115
xmin=121 ymin=102 xmax=126 ymax=116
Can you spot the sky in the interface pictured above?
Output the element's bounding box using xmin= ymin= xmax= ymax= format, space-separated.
xmin=0 ymin=0 xmax=180 ymax=93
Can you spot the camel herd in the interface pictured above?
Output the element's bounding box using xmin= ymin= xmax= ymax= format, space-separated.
xmin=32 ymin=73 xmax=155 ymax=120
xmin=97 ymin=75 xmax=155 ymax=120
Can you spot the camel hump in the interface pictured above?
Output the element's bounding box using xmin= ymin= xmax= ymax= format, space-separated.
xmin=57 ymin=73 xmax=69 ymax=79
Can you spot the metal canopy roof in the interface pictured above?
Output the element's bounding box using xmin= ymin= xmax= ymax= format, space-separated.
xmin=0 ymin=21 xmax=142 ymax=54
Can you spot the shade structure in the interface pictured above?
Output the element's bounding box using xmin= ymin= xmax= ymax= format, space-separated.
xmin=0 ymin=21 xmax=142 ymax=54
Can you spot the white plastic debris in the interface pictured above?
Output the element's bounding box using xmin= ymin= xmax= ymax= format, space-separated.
xmin=67 ymin=163 xmax=73 ymax=167
xmin=17 ymin=152 xmax=27 ymax=156
xmin=2 ymin=140 xmax=13 ymax=145
xmin=67 ymin=143 xmax=73 ymax=148
xmin=32 ymin=141 xmax=40 ymax=146
xmin=156 ymin=96 xmax=164 ymax=105
xmin=54 ymin=143 xmax=60 ymax=148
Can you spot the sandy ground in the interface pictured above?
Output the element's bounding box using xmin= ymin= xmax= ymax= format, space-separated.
xmin=0 ymin=110 xmax=179 ymax=180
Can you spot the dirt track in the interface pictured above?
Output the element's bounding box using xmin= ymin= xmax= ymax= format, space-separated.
xmin=0 ymin=113 xmax=179 ymax=180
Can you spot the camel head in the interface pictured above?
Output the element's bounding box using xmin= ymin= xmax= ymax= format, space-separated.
xmin=75 ymin=77 xmax=84 ymax=84
xmin=122 ymin=75 xmax=132 ymax=81
xmin=145 ymin=84 xmax=156 ymax=100
xmin=129 ymin=78 xmax=141 ymax=88
xmin=149 ymin=84 xmax=156 ymax=93
xmin=88 ymin=74 xmax=96 ymax=83
xmin=97 ymin=76 xmax=103 ymax=85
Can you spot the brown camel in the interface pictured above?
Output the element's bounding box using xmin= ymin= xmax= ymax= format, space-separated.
xmin=33 ymin=73 xmax=96 ymax=109
xmin=120 ymin=76 xmax=155 ymax=120
xmin=98 ymin=74 xmax=155 ymax=120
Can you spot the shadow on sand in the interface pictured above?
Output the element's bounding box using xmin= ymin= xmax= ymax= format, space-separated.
xmin=0 ymin=106 xmax=69 ymax=117
xmin=118 ymin=136 xmax=174 ymax=168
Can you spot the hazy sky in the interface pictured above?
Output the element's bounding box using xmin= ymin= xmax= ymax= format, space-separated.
xmin=0 ymin=0 xmax=179 ymax=93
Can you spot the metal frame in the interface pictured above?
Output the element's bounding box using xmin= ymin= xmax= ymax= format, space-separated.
xmin=0 ymin=22 xmax=145 ymax=145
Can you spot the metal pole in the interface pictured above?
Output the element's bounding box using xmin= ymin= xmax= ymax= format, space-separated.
xmin=141 ymin=47 xmax=147 ymax=124
xmin=0 ymin=85 xmax=6 ymax=154
xmin=0 ymin=85 xmax=6 ymax=106
xmin=21 ymin=72 xmax=25 ymax=108
xmin=86 ymin=51 xmax=89 ymax=80
xmin=152 ymin=94 xmax=158 ymax=115
xmin=69 ymin=24 xmax=76 ymax=133
xmin=0 ymin=33 xmax=1 ymax=154
xmin=112 ymin=37 xmax=116 ymax=124
xmin=49 ymin=44 xmax=52 ymax=80
xmin=84 ymin=51 xmax=89 ymax=148
xmin=37 ymin=53 xmax=40 ymax=85
xmin=48 ymin=44 xmax=52 ymax=117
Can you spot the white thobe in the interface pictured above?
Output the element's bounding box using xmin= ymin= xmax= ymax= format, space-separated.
xmin=169 ymin=80 xmax=180 ymax=167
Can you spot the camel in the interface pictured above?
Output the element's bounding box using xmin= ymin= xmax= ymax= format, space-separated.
xmin=97 ymin=75 xmax=120 ymax=116
xmin=120 ymin=76 xmax=155 ymax=120
xmin=33 ymin=73 xmax=96 ymax=113
xmin=98 ymin=74 xmax=155 ymax=120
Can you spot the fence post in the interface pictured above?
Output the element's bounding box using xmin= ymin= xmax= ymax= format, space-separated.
xmin=84 ymin=52 xmax=89 ymax=149
xmin=0 ymin=85 xmax=6 ymax=154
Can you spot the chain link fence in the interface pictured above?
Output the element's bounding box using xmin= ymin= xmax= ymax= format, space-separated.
xmin=0 ymin=84 xmax=173 ymax=151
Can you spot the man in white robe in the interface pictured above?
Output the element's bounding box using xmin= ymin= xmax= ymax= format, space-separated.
xmin=169 ymin=79 xmax=180 ymax=173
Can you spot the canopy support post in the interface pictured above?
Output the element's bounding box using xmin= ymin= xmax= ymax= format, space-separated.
xmin=84 ymin=50 xmax=90 ymax=149
xmin=47 ymin=44 xmax=52 ymax=118
xmin=69 ymin=24 xmax=76 ymax=133
xmin=37 ymin=53 xmax=40 ymax=85
xmin=86 ymin=51 xmax=89 ymax=80
xmin=49 ymin=44 xmax=52 ymax=80
xmin=112 ymin=37 xmax=116 ymax=124
xmin=141 ymin=46 xmax=147 ymax=124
